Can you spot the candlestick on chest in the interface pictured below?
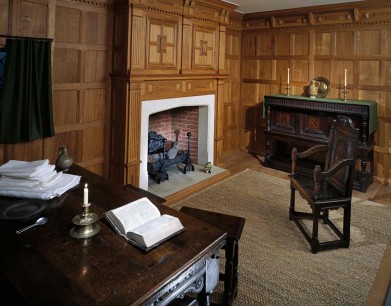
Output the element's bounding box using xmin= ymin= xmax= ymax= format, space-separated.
xmin=344 ymin=69 xmax=347 ymax=87
xmin=83 ymin=183 xmax=89 ymax=206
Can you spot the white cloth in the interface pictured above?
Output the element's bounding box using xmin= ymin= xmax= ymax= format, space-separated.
xmin=0 ymin=173 xmax=81 ymax=200
xmin=0 ymin=159 xmax=50 ymax=178
xmin=0 ymin=160 xmax=81 ymax=200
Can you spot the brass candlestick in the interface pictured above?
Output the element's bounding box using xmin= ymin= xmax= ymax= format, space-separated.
xmin=343 ymin=86 xmax=348 ymax=101
xmin=287 ymin=83 xmax=290 ymax=96
xmin=69 ymin=203 xmax=100 ymax=239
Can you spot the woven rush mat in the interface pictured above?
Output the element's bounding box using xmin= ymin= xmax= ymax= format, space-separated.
xmin=171 ymin=169 xmax=391 ymax=306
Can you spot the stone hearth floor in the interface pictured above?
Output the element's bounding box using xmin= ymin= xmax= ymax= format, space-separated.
xmin=147 ymin=163 xmax=226 ymax=199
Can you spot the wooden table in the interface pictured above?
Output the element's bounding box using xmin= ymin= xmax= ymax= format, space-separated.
xmin=0 ymin=164 xmax=226 ymax=305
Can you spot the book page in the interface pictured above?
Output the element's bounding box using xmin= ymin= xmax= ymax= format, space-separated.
xmin=127 ymin=214 xmax=184 ymax=248
xmin=109 ymin=197 xmax=161 ymax=233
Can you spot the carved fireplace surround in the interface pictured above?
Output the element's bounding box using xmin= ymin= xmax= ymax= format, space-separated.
xmin=140 ymin=95 xmax=215 ymax=190
xmin=109 ymin=76 xmax=226 ymax=187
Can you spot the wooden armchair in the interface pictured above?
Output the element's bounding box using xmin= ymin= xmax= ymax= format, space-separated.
xmin=289 ymin=115 xmax=359 ymax=253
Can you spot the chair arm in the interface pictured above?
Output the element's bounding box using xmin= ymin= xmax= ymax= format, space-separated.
xmin=313 ymin=158 xmax=354 ymax=197
xmin=297 ymin=145 xmax=329 ymax=159
xmin=291 ymin=145 xmax=329 ymax=176
xmin=318 ymin=158 xmax=354 ymax=181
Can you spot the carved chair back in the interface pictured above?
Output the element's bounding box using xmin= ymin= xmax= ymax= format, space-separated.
xmin=324 ymin=116 xmax=359 ymax=196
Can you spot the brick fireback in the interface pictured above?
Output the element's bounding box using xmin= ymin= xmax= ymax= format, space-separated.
xmin=149 ymin=106 xmax=199 ymax=163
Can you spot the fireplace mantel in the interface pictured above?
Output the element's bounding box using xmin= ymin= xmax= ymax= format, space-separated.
xmin=109 ymin=0 xmax=235 ymax=186
xmin=110 ymin=75 xmax=228 ymax=186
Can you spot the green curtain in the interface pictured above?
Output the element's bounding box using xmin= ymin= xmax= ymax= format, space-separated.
xmin=0 ymin=38 xmax=55 ymax=143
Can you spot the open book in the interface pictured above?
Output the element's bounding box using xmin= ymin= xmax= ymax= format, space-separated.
xmin=105 ymin=197 xmax=184 ymax=251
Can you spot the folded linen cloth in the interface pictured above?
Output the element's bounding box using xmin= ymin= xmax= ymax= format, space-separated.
xmin=0 ymin=159 xmax=81 ymax=200
xmin=0 ymin=159 xmax=52 ymax=178
xmin=0 ymin=165 xmax=57 ymax=183
xmin=0 ymin=173 xmax=81 ymax=200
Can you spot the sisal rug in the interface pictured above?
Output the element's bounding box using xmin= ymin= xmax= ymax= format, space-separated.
xmin=171 ymin=169 xmax=391 ymax=306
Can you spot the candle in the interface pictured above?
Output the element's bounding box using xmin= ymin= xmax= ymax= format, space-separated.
xmin=287 ymin=68 xmax=290 ymax=84
xmin=83 ymin=183 xmax=89 ymax=206
xmin=344 ymin=69 xmax=347 ymax=87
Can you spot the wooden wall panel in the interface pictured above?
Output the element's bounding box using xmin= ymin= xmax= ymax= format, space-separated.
xmin=258 ymin=60 xmax=272 ymax=80
xmin=4 ymin=139 xmax=44 ymax=162
xmin=0 ymin=0 xmax=9 ymax=34
xmin=241 ymin=0 xmax=391 ymax=184
xmin=18 ymin=0 xmax=48 ymax=37
xmin=275 ymin=34 xmax=290 ymax=55
xmin=84 ymin=50 xmax=107 ymax=83
xmin=83 ymin=89 xmax=106 ymax=122
xmin=53 ymin=48 xmax=80 ymax=83
xmin=257 ymin=33 xmax=272 ymax=56
xmin=223 ymin=22 xmax=241 ymax=156
xmin=291 ymin=60 xmax=309 ymax=83
xmin=55 ymin=6 xmax=80 ymax=42
xmin=314 ymin=60 xmax=331 ymax=80
xmin=0 ymin=0 xmax=112 ymax=178
xmin=242 ymin=34 xmax=256 ymax=56
xmin=314 ymin=32 xmax=330 ymax=55
xmin=241 ymin=83 xmax=258 ymax=105
xmin=384 ymin=30 xmax=391 ymax=55
xmin=371 ymin=92 xmax=387 ymax=118
xmin=385 ymin=61 xmax=391 ymax=86
xmin=242 ymin=60 xmax=258 ymax=79
xmin=52 ymin=90 xmax=79 ymax=126
xmin=112 ymin=11 xmax=128 ymax=74
xmin=85 ymin=11 xmax=109 ymax=45
xmin=82 ymin=126 xmax=105 ymax=161
xmin=358 ymin=61 xmax=380 ymax=86
xmin=334 ymin=31 xmax=354 ymax=56
xmin=358 ymin=30 xmax=380 ymax=55
xmin=293 ymin=33 xmax=309 ymax=55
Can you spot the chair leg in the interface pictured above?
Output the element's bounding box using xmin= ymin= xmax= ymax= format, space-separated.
xmin=323 ymin=208 xmax=329 ymax=224
xmin=289 ymin=186 xmax=296 ymax=220
xmin=343 ymin=205 xmax=351 ymax=248
xmin=311 ymin=207 xmax=320 ymax=254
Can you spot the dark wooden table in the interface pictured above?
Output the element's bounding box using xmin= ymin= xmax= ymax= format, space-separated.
xmin=0 ymin=164 xmax=226 ymax=305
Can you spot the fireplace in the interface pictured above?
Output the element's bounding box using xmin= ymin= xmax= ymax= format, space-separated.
xmin=140 ymin=95 xmax=215 ymax=190
xmin=148 ymin=106 xmax=199 ymax=163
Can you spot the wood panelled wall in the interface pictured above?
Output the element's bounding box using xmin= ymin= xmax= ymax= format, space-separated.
xmin=0 ymin=0 xmax=112 ymax=176
xmin=223 ymin=12 xmax=242 ymax=157
xmin=241 ymin=0 xmax=391 ymax=184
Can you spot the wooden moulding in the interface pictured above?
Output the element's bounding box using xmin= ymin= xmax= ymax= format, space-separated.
xmin=242 ymin=1 xmax=391 ymax=30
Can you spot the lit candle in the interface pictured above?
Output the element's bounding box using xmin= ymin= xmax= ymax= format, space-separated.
xmin=83 ymin=183 xmax=89 ymax=206
xmin=287 ymin=68 xmax=290 ymax=84
xmin=344 ymin=69 xmax=347 ymax=87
